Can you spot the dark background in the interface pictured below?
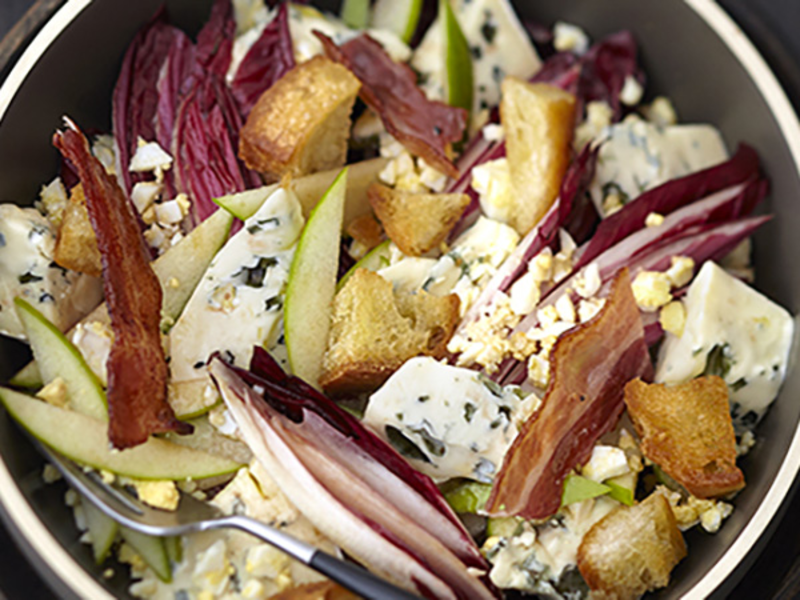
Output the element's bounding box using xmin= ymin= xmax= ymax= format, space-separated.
xmin=1 ymin=0 xmax=800 ymax=598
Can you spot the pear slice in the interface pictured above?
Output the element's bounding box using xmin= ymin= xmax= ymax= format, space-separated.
xmin=441 ymin=0 xmax=473 ymax=115
xmin=0 ymin=387 xmax=243 ymax=480
xmin=14 ymin=298 xmax=106 ymax=421
xmin=121 ymin=527 xmax=172 ymax=583
xmin=215 ymin=158 xmax=386 ymax=228
xmin=371 ymin=0 xmax=422 ymax=43
xmin=284 ymin=168 xmax=348 ymax=387
xmin=83 ymin=501 xmax=119 ymax=564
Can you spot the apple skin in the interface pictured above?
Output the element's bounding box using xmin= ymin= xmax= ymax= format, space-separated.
xmin=284 ymin=168 xmax=349 ymax=388
xmin=15 ymin=297 xmax=107 ymax=421
xmin=121 ymin=527 xmax=172 ymax=582
xmin=0 ymin=386 xmax=244 ymax=480
xmin=83 ymin=501 xmax=119 ymax=564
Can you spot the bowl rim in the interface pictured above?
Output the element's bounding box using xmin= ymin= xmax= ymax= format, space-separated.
xmin=0 ymin=0 xmax=799 ymax=598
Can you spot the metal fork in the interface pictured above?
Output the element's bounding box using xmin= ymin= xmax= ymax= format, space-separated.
xmin=38 ymin=444 xmax=420 ymax=600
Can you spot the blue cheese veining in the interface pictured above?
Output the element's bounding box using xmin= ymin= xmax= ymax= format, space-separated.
xmin=0 ymin=204 xmax=102 ymax=339
xmin=363 ymin=357 xmax=539 ymax=483
xmin=655 ymin=261 xmax=795 ymax=431
xmin=168 ymin=187 xmax=304 ymax=385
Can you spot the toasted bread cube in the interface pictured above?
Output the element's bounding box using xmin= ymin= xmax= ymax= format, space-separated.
xmin=269 ymin=581 xmax=357 ymax=600
xmin=368 ymin=183 xmax=469 ymax=256
xmin=624 ymin=376 xmax=744 ymax=498
xmin=239 ymin=56 xmax=361 ymax=182
xmin=54 ymin=184 xmax=102 ymax=277
xmin=578 ymin=493 xmax=687 ymax=600
xmin=346 ymin=213 xmax=384 ymax=253
xmin=320 ymin=269 xmax=459 ymax=395
xmin=500 ymin=79 xmax=576 ymax=235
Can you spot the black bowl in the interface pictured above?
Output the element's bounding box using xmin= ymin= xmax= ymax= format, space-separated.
xmin=0 ymin=1 xmax=799 ymax=598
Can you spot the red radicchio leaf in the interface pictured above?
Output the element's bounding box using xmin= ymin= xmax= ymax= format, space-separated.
xmin=487 ymin=269 xmax=652 ymax=519
xmin=53 ymin=121 xmax=191 ymax=449
xmin=231 ymin=3 xmax=295 ymax=118
xmin=209 ymin=355 xmax=496 ymax=599
xmin=226 ymin=347 xmax=487 ymax=571
xmin=316 ymin=32 xmax=467 ymax=179
xmin=112 ymin=10 xmax=184 ymax=195
xmin=194 ymin=0 xmax=236 ymax=80
xmin=573 ymin=144 xmax=761 ymax=271
xmin=578 ymin=31 xmax=643 ymax=121
xmin=173 ymin=76 xmax=259 ymax=224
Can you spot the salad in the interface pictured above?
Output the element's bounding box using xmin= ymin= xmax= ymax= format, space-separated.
xmin=0 ymin=0 xmax=795 ymax=598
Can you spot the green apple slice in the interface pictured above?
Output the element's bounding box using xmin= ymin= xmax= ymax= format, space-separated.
xmin=341 ymin=0 xmax=370 ymax=29
xmin=372 ymin=0 xmax=423 ymax=44
xmin=165 ymin=535 xmax=182 ymax=564
xmin=214 ymin=158 xmax=386 ymax=227
xmin=284 ymin=168 xmax=348 ymax=386
xmin=561 ymin=473 xmax=611 ymax=507
xmin=14 ymin=298 xmax=107 ymax=421
xmin=121 ymin=527 xmax=172 ymax=583
xmin=168 ymin=380 xmax=219 ymax=421
xmin=0 ymin=387 xmax=243 ymax=480
xmin=337 ymin=239 xmax=392 ymax=291
xmin=83 ymin=500 xmax=119 ymax=564
xmin=440 ymin=0 xmax=474 ymax=115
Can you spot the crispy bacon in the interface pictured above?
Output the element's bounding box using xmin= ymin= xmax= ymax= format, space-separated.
xmin=316 ymin=32 xmax=467 ymax=179
xmin=486 ymin=269 xmax=652 ymax=519
xmin=53 ymin=121 xmax=191 ymax=449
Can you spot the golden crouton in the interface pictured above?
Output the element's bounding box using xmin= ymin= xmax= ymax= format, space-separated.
xmin=239 ymin=56 xmax=361 ymax=182
xmin=500 ymin=79 xmax=576 ymax=235
xmin=624 ymin=376 xmax=744 ymax=498
xmin=368 ymin=183 xmax=469 ymax=256
xmin=53 ymin=184 xmax=102 ymax=277
xmin=320 ymin=268 xmax=459 ymax=395
xmin=578 ymin=493 xmax=687 ymax=600
xmin=346 ymin=213 xmax=384 ymax=252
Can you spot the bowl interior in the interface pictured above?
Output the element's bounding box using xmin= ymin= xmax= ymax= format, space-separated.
xmin=0 ymin=0 xmax=798 ymax=598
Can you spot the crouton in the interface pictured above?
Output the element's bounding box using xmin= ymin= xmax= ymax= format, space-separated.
xmin=346 ymin=213 xmax=384 ymax=252
xmin=624 ymin=376 xmax=744 ymax=498
xmin=53 ymin=184 xmax=102 ymax=277
xmin=320 ymin=268 xmax=460 ymax=395
xmin=577 ymin=493 xmax=687 ymax=600
xmin=239 ymin=56 xmax=361 ymax=182
xmin=367 ymin=183 xmax=469 ymax=256
xmin=500 ymin=79 xmax=576 ymax=235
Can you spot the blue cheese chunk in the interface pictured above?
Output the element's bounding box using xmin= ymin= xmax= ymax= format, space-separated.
xmin=411 ymin=0 xmax=541 ymax=112
xmin=655 ymin=261 xmax=794 ymax=430
xmin=169 ymin=188 xmax=304 ymax=383
xmin=363 ymin=357 xmax=539 ymax=483
xmin=589 ymin=115 xmax=728 ymax=216
xmin=0 ymin=204 xmax=103 ymax=339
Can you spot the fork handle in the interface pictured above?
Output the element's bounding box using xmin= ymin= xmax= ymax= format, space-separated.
xmin=309 ymin=550 xmax=421 ymax=600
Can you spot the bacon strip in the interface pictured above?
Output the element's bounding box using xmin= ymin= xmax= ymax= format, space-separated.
xmin=53 ymin=121 xmax=191 ymax=448
xmin=316 ymin=32 xmax=467 ymax=179
xmin=486 ymin=269 xmax=652 ymax=519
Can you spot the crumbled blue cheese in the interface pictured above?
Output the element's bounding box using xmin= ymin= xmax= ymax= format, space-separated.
xmin=411 ymin=0 xmax=541 ymax=112
xmin=589 ymin=115 xmax=728 ymax=216
xmin=0 ymin=204 xmax=103 ymax=339
xmin=169 ymin=187 xmax=304 ymax=386
xmin=580 ymin=445 xmax=630 ymax=483
xmin=129 ymin=139 xmax=173 ymax=182
xmin=472 ymin=158 xmax=515 ymax=223
xmin=364 ymin=357 xmax=539 ymax=483
xmin=655 ymin=261 xmax=795 ymax=431
xmin=655 ymin=486 xmax=733 ymax=534
xmin=36 ymin=177 xmax=68 ymax=227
